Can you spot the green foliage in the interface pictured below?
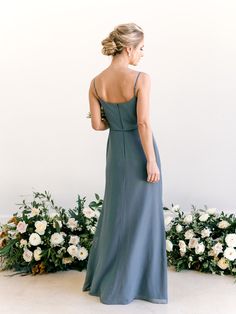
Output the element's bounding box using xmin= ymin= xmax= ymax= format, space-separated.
xmin=0 ymin=191 xmax=103 ymax=276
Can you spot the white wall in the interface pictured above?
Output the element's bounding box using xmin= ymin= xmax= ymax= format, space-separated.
xmin=0 ymin=0 xmax=235 ymax=219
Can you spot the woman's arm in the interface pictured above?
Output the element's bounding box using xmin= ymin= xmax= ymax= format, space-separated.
xmin=88 ymin=78 xmax=109 ymax=131
xmin=97 ymin=119 xmax=109 ymax=130
xmin=136 ymin=73 xmax=156 ymax=162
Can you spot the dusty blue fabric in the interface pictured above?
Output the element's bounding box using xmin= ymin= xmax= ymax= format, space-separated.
xmin=82 ymin=72 xmax=168 ymax=305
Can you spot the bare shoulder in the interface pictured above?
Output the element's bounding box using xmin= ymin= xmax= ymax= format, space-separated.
xmin=136 ymin=72 xmax=151 ymax=96
xmin=139 ymin=71 xmax=151 ymax=83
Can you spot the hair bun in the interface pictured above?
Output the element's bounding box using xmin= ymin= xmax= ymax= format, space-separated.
xmin=101 ymin=23 xmax=144 ymax=57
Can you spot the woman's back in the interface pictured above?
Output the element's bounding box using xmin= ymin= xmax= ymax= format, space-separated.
xmin=93 ymin=68 xmax=141 ymax=104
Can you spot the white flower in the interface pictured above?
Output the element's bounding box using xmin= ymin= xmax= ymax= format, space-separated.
xmin=217 ymin=257 xmax=229 ymax=270
xmin=29 ymin=233 xmax=41 ymax=246
xmin=34 ymin=247 xmax=42 ymax=261
xmin=225 ymin=233 xmax=236 ymax=248
xmin=184 ymin=229 xmax=195 ymax=240
xmin=67 ymin=245 xmax=79 ymax=257
xmin=195 ymin=242 xmax=205 ymax=254
xmin=178 ymin=240 xmax=187 ymax=253
xmin=166 ymin=239 xmax=173 ymax=252
xmin=30 ymin=207 xmax=40 ymax=217
xmin=82 ymin=207 xmax=96 ymax=219
xmin=199 ymin=213 xmax=209 ymax=222
xmin=35 ymin=220 xmax=47 ymax=235
xmin=67 ymin=218 xmax=78 ymax=231
xmin=188 ymin=238 xmax=199 ymax=249
xmin=206 ymin=207 xmax=217 ymax=215
xmin=16 ymin=221 xmax=28 ymax=234
xmin=208 ymin=249 xmax=216 ymax=257
xmin=50 ymin=232 xmax=64 ymax=247
xmin=19 ymin=239 xmax=28 ymax=248
xmin=183 ymin=214 xmax=193 ymax=224
xmin=23 ymin=248 xmax=33 ymax=262
xmin=90 ymin=226 xmax=96 ymax=234
xmin=53 ymin=220 xmax=62 ymax=229
xmin=171 ymin=204 xmax=180 ymax=212
xmin=164 ymin=215 xmax=173 ymax=227
xmin=77 ymin=247 xmax=88 ymax=260
xmin=62 ymin=257 xmax=73 ymax=264
xmin=69 ymin=235 xmax=80 ymax=245
xmin=201 ymin=228 xmax=212 ymax=238
xmin=223 ymin=247 xmax=236 ymax=261
xmin=176 ymin=224 xmax=183 ymax=233
xmin=218 ymin=220 xmax=230 ymax=229
xmin=212 ymin=242 xmax=223 ymax=256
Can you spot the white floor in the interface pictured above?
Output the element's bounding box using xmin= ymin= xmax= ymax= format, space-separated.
xmin=0 ymin=266 xmax=235 ymax=314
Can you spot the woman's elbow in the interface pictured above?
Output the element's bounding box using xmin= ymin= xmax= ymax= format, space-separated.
xmin=92 ymin=124 xmax=100 ymax=130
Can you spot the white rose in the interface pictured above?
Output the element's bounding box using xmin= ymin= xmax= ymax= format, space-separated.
xmin=19 ymin=239 xmax=28 ymax=248
xmin=50 ymin=232 xmax=64 ymax=247
xmin=183 ymin=214 xmax=193 ymax=224
xmin=212 ymin=242 xmax=223 ymax=256
xmin=218 ymin=220 xmax=230 ymax=229
xmin=188 ymin=238 xmax=199 ymax=249
xmin=217 ymin=257 xmax=229 ymax=270
xmin=34 ymin=247 xmax=42 ymax=261
xmin=179 ymin=240 xmax=187 ymax=253
xmin=67 ymin=218 xmax=78 ymax=231
xmin=82 ymin=207 xmax=96 ymax=219
xmin=23 ymin=248 xmax=33 ymax=262
xmin=206 ymin=207 xmax=217 ymax=215
xmin=78 ymin=247 xmax=88 ymax=260
xmin=225 ymin=233 xmax=236 ymax=248
xmin=208 ymin=249 xmax=216 ymax=257
xmin=35 ymin=220 xmax=47 ymax=235
xmin=16 ymin=221 xmax=28 ymax=234
xmin=67 ymin=245 xmax=79 ymax=257
xmin=69 ymin=235 xmax=80 ymax=245
xmin=30 ymin=207 xmax=40 ymax=217
xmin=166 ymin=239 xmax=173 ymax=252
xmin=199 ymin=213 xmax=209 ymax=222
xmin=201 ymin=228 xmax=212 ymax=238
xmin=223 ymin=247 xmax=236 ymax=261
xmin=29 ymin=233 xmax=41 ymax=246
xmin=195 ymin=242 xmax=205 ymax=254
xmin=184 ymin=229 xmax=195 ymax=240
xmin=176 ymin=224 xmax=183 ymax=233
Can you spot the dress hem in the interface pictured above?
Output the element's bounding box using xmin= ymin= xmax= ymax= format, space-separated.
xmin=82 ymin=287 xmax=168 ymax=305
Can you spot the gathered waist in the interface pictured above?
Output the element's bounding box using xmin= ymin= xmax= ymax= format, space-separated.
xmin=110 ymin=127 xmax=138 ymax=132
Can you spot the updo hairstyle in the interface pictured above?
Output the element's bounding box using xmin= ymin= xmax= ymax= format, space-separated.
xmin=101 ymin=23 xmax=144 ymax=57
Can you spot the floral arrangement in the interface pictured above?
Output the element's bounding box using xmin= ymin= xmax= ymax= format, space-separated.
xmin=2 ymin=192 xmax=236 ymax=282
xmin=0 ymin=191 xmax=102 ymax=275
xmin=164 ymin=204 xmax=236 ymax=282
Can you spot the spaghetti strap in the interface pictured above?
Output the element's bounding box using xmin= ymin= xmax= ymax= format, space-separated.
xmin=134 ymin=71 xmax=141 ymax=97
xmin=93 ymin=78 xmax=100 ymax=99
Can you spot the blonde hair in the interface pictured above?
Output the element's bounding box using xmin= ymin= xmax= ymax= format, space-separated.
xmin=101 ymin=22 xmax=144 ymax=56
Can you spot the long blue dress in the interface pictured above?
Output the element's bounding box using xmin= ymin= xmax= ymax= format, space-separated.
xmin=82 ymin=71 xmax=168 ymax=305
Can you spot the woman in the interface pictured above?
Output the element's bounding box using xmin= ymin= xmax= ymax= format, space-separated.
xmin=82 ymin=22 xmax=168 ymax=305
